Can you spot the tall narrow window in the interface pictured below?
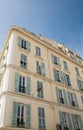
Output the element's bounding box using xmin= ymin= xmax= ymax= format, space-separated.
xmin=59 ymin=90 xmax=64 ymax=104
xmin=71 ymin=93 xmax=75 ymax=107
xmin=17 ymin=105 xmax=25 ymax=127
xmin=36 ymin=46 xmax=41 ymax=56
xmin=21 ymin=40 xmax=27 ymax=49
xmin=38 ymin=107 xmax=46 ymax=129
xmin=77 ymin=79 xmax=83 ymax=91
xmin=63 ymin=61 xmax=68 ymax=70
xmin=37 ymin=81 xmax=43 ymax=98
xmin=75 ymin=67 xmax=80 ymax=76
xmin=51 ymin=54 xmax=61 ymax=66
xmin=62 ymin=112 xmax=68 ymax=129
xmin=20 ymin=54 xmax=27 ymax=69
xmin=65 ymin=74 xmax=71 ymax=86
xmin=19 ymin=76 xmax=26 ymax=93
xmin=36 ymin=61 xmax=46 ymax=76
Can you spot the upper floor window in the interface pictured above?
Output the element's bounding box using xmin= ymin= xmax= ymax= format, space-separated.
xmin=51 ymin=54 xmax=61 ymax=66
xmin=65 ymin=74 xmax=71 ymax=86
xmin=18 ymin=37 xmax=31 ymax=51
xmin=36 ymin=61 xmax=46 ymax=76
xmin=56 ymin=87 xmax=68 ymax=105
xmin=37 ymin=81 xmax=44 ymax=98
xmin=67 ymin=91 xmax=79 ymax=107
xmin=77 ymin=79 xmax=83 ymax=91
xmin=63 ymin=61 xmax=68 ymax=70
xmin=15 ymin=73 xmax=31 ymax=95
xmin=12 ymin=102 xmax=31 ymax=128
xmin=20 ymin=54 xmax=27 ymax=69
xmin=36 ymin=46 xmax=41 ymax=56
xmin=75 ymin=67 xmax=80 ymax=76
xmin=38 ymin=107 xmax=46 ymax=129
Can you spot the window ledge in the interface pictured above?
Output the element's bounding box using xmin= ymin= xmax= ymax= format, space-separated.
xmin=64 ymin=69 xmax=70 ymax=74
xmin=76 ymin=75 xmax=82 ymax=80
xmin=34 ymin=55 xmax=43 ymax=61
xmin=19 ymin=47 xmax=30 ymax=54
xmin=53 ymin=64 xmax=61 ymax=70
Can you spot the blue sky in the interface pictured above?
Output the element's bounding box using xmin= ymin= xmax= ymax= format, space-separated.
xmin=0 ymin=0 xmax=83 ymax=57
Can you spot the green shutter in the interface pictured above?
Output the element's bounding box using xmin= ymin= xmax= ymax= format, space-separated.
xmin=59 ymin=111 xmax=64 ymax=130
xmin=74 ymin=93 xmax=79 ymax=107
xmin=64 ymin=73 xmax=68 ymax=85
xmin=27 ymin=41 xmax=31 ymax=52
xmin=78 ymin=115 xmax=83 ymax=130
xmin=14 ymin=73 xmax=20 ymax=92
xmin=81 ymin=96 xmax=83 ymax=103
xmin=18 ymin=37 xmax=22 ymax=47
xmin=57 ymin=57 xmax=61 ymax=66
xmin=36 ymin=61 xmax=40 ymax=74
xmin=63 ymin=89 xmax=68 ymax=105
xmin=26 ymin=77 xmax=31 ymax=95
xmin=71 ymin=114 xmax=77 ymax=130
xmin=67 ymin=91 xmax=72 ymax=106
xmin=51 ymin=54 xmax=54 ymax=63
xmin=53 ymin=68 xmax=57 ymax=81
xmin=41 ymin=63 xmax=46 ymax=76
xmin=26 ymin=104 xmax=31 ymax=128
xmin=56 ymin=87 xmax=60 ymax=103
xmin=77 ymin=79 xmax=81 ymax=90
xmin=60 ymin=71 xmax=64 ymax=84
xmin=67 ymin=113 xmax=73 ymax=130
xmin=12 ymin=102 xmax=18 ymax=126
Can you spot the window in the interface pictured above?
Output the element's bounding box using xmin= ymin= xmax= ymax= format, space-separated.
xmin=77 ymin=79 xmax=83 ymax=91
xmin=20 ymin=54 xmax=27 ymax=69
xmin=67 ymin=92 xmax=79 ymax=107
xmin=36 ymin=61 xmax=45 ymax=76
xmin=56 ymin=87 xmax=68 ymax=105
xmin=62 ymin=112 xmax=68 ymax=129
xmin=65 ymin=74 xmax=71 ymax=86
xmin=54 ymin=69 xmax=61 ymax=82
xmin=75 ymin=67 xmax=80 ymax=76
xmin=19 ymin=76 xmax=26 ymax=93
xmin=37 ymin=81 xmax=43 ymax=98
xmin=36 ymin=46 xmax=41 ymax=56
xmin=51 ymin=54 xmax=61 ymax=66
xmin=59 ymin=112 xmax=69 ymax=130
xmin=15 ymin=73 xmax=31 ymax=95
xmin=63 ymin=61 xmax=68 ymax=70
xmin=38 ymin=107 xmax=46 ymax=130
xmin=17 ymin=104 xmax=25 ymax=127
xmin=18 ymin=37 xmax=31 ymax=51
xmin=12 ymin=102 xmax=31 ymax=128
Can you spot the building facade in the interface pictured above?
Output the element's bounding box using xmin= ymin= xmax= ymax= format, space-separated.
xmin=0 ymin=26 xmax=83 ymax=130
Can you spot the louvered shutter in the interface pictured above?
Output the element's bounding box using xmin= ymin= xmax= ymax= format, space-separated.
xmin=27 ymin=41 xmax=31 ymax=52
xmin=26 ymin=104 xmax=31 ymax=128
xmin=57 ymin=57 xmax=61 ymax=66
xmin=78 ymin=115 xmax=83 ymax=130
xmin=41 ymin=63 xmax=46 ymax=76
xmin=12 ymin=102 xmax=18 ymax=126
xmin=56 ymin=87 xmax=60 ymax=103
xmin=71 ymin=114 xmax=77 ymax=130
xmin=14 ymin=73 xmax=20 ymax=92
xmin=36 ymin=61 xmax=40 ymax=74
xmin=60 ymin=71 xmax=64 ymax=84
xmin=74 ymin=93 xmax=79 ymax=107
xmin=53 ymin=68 xmax=57 ymax=81
xmin=63 ymin=89 xmax=68 ymax=105
xmin=51 ymin=54 xmax=54 ymax=63
xmin=59 ymin=111 xmax=64 ymax=130
xmin=26 ymin=77 xmax=31 ymax=95
xmin=18 ymin=37 xmax=22 ymax=47
xmin=67 ymin=91 xmax=72 ymax=106
xmin=67 ymin=113 xmax=73 ymax=130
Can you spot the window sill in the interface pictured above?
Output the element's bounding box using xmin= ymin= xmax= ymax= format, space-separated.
xmin=64 ymin=68 xmax=70 ymax=74
xmin=34 ymin=55 xmax=43 ymax=61
xmin=53 ymin=64 xmax=61 ymax=70
xmin=76 ymin=75 xmax=82 ymax=80
xmin=19 ymin=47 xmax=30 ymax=54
